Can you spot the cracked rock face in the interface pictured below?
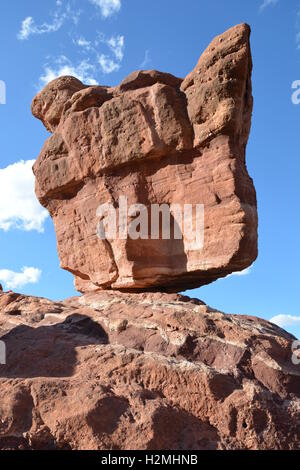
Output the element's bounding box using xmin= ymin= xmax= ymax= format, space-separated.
xmin=32 ymin=23 xmax=257 ymax=292
xmin=0 ymin=289 xmax=299 ymax=450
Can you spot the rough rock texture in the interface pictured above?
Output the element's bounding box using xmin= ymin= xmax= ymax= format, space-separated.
xmin=32 ymin=23 xmax=257 ymax=293
xmin=0 ymin=289 xmax=299 ymax=450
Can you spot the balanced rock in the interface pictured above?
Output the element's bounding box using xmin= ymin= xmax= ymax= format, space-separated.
xmin=0 ymin=290 xmax=299 ymax=450
xmin=32 ymin=24 xmax=257 ymax=292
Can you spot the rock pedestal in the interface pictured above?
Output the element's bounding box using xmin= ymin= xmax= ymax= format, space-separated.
xmin=0 ymin=289 xmax=299 ymax=450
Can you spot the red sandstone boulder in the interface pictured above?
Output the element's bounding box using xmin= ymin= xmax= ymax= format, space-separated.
xmin=32 ymin=24 xmax=257 ymax=293
xmin=0 ymin=290 xmax=299 ymax=450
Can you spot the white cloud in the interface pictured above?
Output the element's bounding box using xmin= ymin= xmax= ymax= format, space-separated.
xmin=98 ymin=54 xmax=120 ymax=74
xmin=75 ymin=36 xmax=92 ymax=50
xmin=17 ymin=2 xmax=81 ymax=41
xmin=106 ymin=35 xmax=124 ymax=61
xmin=18 ymin=15 xmax=64 ymax=40
xmin=259 ymin=0 xmax=279 ymax=12
xmin=0 ymin=160 xmax=48 ymax=232
xmin=0 ymin=267 xmax=42 ymax=290
xmin=90 ymin=0 xmax=121 ymax=18
xmin=95 ymin=34 xmax=125 ymax=73
xmin=40 ymin=56 xmax=98 ymax=86
xmin=41 ymin=33 xmax=125 ymax=84
xmin=270 ymin=314 xmax=300 ymax=329
xmin=19 ymin=5 xmax=125 ymax=83
xmin=140 ymin=49 xmax=151 ymax=68
xmin=227 ymin=266 xmax=252 ymax=277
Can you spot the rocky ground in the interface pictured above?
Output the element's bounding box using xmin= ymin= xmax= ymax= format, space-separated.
xmin=0 ymin=289 xmax=299 ymax=450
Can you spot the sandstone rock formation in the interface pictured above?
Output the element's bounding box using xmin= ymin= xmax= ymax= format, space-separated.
xmin=32 ymin=23 xmax=257 ymax=293
xmin=0 ymin=289 xmax=299 ymax=450
xmin=2 ymin=24 xmax=296 ymax=452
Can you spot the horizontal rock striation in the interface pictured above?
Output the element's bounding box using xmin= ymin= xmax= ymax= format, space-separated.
xmin=32 ymin=23 xmax=258 ymax=293
xmin=0 ymin=289 xmax=299 ymax=450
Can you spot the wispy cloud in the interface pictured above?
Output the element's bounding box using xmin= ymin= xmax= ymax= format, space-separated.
xmin=18 ymin=16 xmax=64 ymax=40
xmin=41 ymin=31 xmax=125 ymax=85
xmin=0 ymin=160 xmax=48 ymax=232
xmin=90 ymin=0 xmax=121 ymax=18
xmin=18 ymin=0 xmax=121 ymax=41
xmin=106 ymin=35 xmax=124 ymax=61
xmin=75 ymin=36 xmax=92 ymax=50
xmin=270 ymin=314 xmax=300 ymax=329
xmin=96 ymin=33 xmax=125 ymax=73
xmin=0 ymin=267 xmax=42 ymax=290
xmin=19 ymin=2 xmax=124 ymax=82
xmin=17 ymin=2 xmax=80 ymax=41
xmin=40 ymin=56 xmax=98 ymax=86
xmin=227 ymin=266 xmax=252 ymax=278
xmin=259 ymin=0 xmax=279 ymax=12
xmin=140 ymin=49 xmax=151 ymax=69
xmin=98 ymin=54 xmax=120 ymax=73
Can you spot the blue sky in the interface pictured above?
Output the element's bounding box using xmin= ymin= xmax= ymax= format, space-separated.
xmin=0 ymin=0 xmax=300 ymax=339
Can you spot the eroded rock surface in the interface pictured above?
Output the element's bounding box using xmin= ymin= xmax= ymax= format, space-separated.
xmin=0 ymin=289 xmax=299 ymax=450
xmin=32 ymin=23 xmax=257 ymax=293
